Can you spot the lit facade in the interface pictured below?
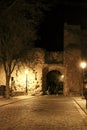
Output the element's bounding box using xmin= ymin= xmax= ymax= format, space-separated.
xmin=0 ymin=24 xmax=86 ymax=96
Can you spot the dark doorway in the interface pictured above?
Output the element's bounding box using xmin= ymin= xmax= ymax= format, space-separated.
xmin=46 ymin=70 xmax=64 ymax=95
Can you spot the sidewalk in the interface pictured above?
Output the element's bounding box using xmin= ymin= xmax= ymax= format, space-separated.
xmin=0 ymin=95 xmax=32 ymax=107
xmin=73 ymin=96 xmax=87 ymax=115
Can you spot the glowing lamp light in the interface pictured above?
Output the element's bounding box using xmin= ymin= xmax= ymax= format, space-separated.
xmin=25 ymin=69 xmax=28 ymax=75
xmin=60 ymin=74 xmax=64 ymax=81
xmin=61 ymin=75 xmax=64 ymax=78
xmin=80 ymin=62 xmax=86 ymax=69
xmin=80 ymin=61 xmax=86 ymax=98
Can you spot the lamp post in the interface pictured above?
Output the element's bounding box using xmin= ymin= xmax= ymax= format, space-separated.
xmin=25 ymin=69 xmax=28 ymax=94
xmin=80 ymin=61 xmax=86 ymax=98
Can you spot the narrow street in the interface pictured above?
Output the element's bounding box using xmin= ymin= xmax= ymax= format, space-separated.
xmin=0 ymin=95 xmax=87 ymax=130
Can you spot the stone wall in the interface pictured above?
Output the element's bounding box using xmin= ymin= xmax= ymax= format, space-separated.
xmin=64 ymin=49 xmax=82 ymax=95
xmin=0 ymin=24 xmax=86 ymax=96
xmin=64 ymin=23 xmax=82 ymax=95
xmin=0 ymin=48 xmax=45 ymax=96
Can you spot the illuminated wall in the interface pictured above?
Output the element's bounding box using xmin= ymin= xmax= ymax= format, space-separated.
xmin=11 ymin=64 xmax=43 ymax=95
xmin=0 ymin=24 xmax=85 ymax=96
xmin=0 ymin=48 xmax=45 ymax=96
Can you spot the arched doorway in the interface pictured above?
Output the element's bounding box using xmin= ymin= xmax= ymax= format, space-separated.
xmin=46 ymin=70 xmax=64 ymax=95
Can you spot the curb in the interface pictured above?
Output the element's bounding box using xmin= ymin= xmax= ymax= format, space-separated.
xmin=0 ymin=95 xmax=33 ymax=107
xmin=73 ymin=97 xmax=87 ymax=115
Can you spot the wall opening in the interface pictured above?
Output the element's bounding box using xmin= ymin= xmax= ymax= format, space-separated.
xmin=46 ymin=70 xmax=64 ymax=95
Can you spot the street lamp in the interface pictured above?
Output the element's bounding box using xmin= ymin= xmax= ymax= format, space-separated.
xmin=25 ymin=69 xmax=28 ymax=94
xmin=80 ymin=61 xmax=86 ymax=97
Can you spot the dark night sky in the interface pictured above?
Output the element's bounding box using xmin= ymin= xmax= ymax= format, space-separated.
xmin=38 ymin=6 xmax=64 ymax=51
xmin=0 ymin=0 xmax=87 ymax=52
xmin=36 ymin=1 xmax=87 ymax=52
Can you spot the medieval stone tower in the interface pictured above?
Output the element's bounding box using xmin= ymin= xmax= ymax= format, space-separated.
xmin=42 ymin=23 xmax=83 ymax=96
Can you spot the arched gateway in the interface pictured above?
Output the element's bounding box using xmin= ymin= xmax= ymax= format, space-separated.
xmin=0 ymin=24 xmax=83 ymax=96
xmin=42 ymin=64 xmax=68 ymax=96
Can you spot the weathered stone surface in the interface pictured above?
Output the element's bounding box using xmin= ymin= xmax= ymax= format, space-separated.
xmin=0 ymin=24 xmax=86 ymax=96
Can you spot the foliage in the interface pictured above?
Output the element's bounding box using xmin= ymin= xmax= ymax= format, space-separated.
xmin=0 ymin=0 xmax=51 ymax=98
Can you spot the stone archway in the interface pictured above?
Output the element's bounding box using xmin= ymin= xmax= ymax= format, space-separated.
xmin=42 ymin=64 xmax=68 ymax=96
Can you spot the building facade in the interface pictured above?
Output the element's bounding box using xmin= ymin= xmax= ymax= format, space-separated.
xmin=0 ymin=24 xmax=86 ymax=96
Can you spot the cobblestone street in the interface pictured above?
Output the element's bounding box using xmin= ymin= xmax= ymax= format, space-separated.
xmin=0 ymin=95 xmax=87 ymax=130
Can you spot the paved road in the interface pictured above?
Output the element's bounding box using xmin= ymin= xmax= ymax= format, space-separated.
xmin=0 ymin=95 xmax=87 ymax=130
